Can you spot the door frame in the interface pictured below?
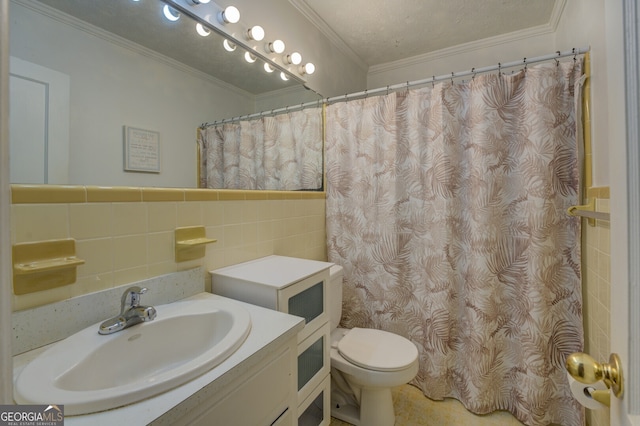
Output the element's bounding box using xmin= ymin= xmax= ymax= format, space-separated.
xmin=612 ymin=0 xmax=639 ymax=423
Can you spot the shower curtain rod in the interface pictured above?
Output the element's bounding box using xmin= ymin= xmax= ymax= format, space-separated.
xmin=206 ymin=46 xmax=590 ymax=127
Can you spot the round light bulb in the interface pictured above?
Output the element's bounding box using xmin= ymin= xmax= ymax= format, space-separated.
xmin=247 ymin=26 xmax=265 ymax=41
xmin=219 ymin=6 xmax=240 ymax=24
xmin=189 ymin=0 xmax=210 ymax=4
xmin=268 ymin=40 xmax=285 ymax=54
xmin=264 ymin=63 xmax=274 ymax=73
xmin=223 ymin=39 xmax=236 ymax=52
xmin=285 ymin=52 xmax=302 ymax=65
xmin=196 ymin=23 xmax=210 ymax=37
xmin=300 ymin=63 xmax=315 ymax=75
xmin=280 ymin=72 xmax=289 ymax=81
xmin=244 ymin=52 xmax=257 ymax=63
xmin=163 ymin=5 xmax=180 ymax=22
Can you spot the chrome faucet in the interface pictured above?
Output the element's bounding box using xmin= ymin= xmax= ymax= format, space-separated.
xmin=98 ymin=286 xmax=157 ymax=335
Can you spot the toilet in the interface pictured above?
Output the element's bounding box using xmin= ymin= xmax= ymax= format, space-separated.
xmin=329 ymin=265 xmax=419 ymax=426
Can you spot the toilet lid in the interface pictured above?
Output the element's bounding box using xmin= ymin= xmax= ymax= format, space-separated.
xmin=337 ymin=328 xmax=418 ymax=372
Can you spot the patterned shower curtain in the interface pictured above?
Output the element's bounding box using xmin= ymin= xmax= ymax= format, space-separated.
xmin=198 ymin=107 xmax=323 ymax=190
xmin=325 ymin=61 xmax=585 ymax=426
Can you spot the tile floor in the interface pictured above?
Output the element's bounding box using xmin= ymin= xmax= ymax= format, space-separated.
xmin=329 ymin=384 xmax=524 ymax=426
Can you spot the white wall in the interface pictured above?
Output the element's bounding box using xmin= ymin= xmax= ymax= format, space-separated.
xmin=554 ymin=0 xmax=610 ymax=186
xmin=10 ymin=2 xmax=255 ymax=188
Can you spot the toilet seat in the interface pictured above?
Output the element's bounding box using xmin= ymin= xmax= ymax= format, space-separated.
xmin=337 ymin=328 xmax=418 ymax=372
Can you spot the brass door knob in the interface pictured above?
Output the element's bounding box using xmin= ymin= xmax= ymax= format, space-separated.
xmin=566 ymin=352 xmax=624 ymax=398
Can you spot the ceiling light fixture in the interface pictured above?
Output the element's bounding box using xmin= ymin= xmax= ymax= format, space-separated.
xmin=280 ymin=72 xmax=289 ymax=81
xmin=196 ymin=23 xmax=210 ymax=37
xmin=188 ymin=0 xmax=210 ymax=4
xmin=218 ymin=6 xmax=240 ymax=24
xmin=244 ymin=52 xmax=257 ymax=63
xmin=247 ymin=26 xmax=265 ymax=41
xmin=266 ymin=40 xmax=285 ymax=54
xmin=284 ymin=52 xmax=302 ymax=65
xmin=223 ymin=39 xmax=236 ymax=52
xmin=163 ymin=5 xmax=180 ymax=21
xmin=264 ymin=63 xmax=274 ymax=73
xmin=299 ymin=63 xmax=315 ymax=75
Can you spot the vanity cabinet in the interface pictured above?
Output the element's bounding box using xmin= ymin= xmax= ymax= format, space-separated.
xmin=211 ymin=255 xmax=333 ymax=426
xmin=154 ymin=333 xmax=298 ymax=426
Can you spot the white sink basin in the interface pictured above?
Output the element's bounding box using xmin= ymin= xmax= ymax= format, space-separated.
xmin=14 ymin=294 xmax=251 ymax=415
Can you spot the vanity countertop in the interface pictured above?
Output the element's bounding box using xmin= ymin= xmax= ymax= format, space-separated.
xmin=13 ymin=292 xmax=304 ymax=426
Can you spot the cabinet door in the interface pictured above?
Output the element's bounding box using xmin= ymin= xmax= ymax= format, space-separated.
xmin=190 ymin=347 xmax=293 ymax=426
xmin=298 ymin=375 xmax=331 ymax=426
xmin=297 ymin=322 xmax=330 ymax=405
xmin=278 ymin=271 xmax=328 ymax=343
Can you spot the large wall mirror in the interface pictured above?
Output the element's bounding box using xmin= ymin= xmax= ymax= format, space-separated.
xmin=9 ymin=0 xmax=323 ymax=189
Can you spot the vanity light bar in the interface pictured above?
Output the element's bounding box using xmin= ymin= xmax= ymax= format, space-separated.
xmin=160 ymin=0 xmax=311 ymax=83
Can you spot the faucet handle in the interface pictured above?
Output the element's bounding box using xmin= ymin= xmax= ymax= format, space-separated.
xmin=120 ymin=286 xmax=148 ymax=313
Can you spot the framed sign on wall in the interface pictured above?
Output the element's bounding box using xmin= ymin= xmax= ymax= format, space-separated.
xmin=123 ymin=126 xmax=160 ymax=173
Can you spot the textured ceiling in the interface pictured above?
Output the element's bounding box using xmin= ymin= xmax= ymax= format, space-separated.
xmin=295 ymin=0 xmax=558 ymax=66
xmin=33 ymin=0 xmax=559 ymax=94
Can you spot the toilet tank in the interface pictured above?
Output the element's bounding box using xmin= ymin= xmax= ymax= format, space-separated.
xmin=329 ymin=264 xmax=344 ymax=330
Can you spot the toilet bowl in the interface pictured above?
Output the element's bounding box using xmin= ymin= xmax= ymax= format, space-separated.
xmin=329 ymin=265 xmax=419 ymax=426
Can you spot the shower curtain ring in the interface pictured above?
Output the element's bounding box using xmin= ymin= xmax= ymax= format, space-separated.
xmin=498 ymin=62 xmax=502 ymax=76
xmin=432 ymin=76 xmax=435 ymax=88
xmin=386 ymin=85 xmax=390 ymax=95
xmin=523 ymin=57 xmax=527 ymax=72
xmin=451 ymin=72 xmax=454 ymax=84
xmin=364 ymin=89 xmax=368 ymax=98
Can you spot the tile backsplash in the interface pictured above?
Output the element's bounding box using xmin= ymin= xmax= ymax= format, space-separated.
xmin=11 ymin=186 xmax=326 ymax=311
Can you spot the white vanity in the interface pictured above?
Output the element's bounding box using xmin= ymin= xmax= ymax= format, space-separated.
xmin=211 ymin=255 xmax=333 ymax=426
xmin=12 ymin=269 xmax=304 ymax=425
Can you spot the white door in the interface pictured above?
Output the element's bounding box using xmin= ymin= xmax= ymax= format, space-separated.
xmin=610 ymin=0 xmax=639 ymax=424
xmin=9 ymin=57 xmax=69 ymax=184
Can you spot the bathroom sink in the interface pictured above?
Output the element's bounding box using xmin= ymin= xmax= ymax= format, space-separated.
xmin=14 ymin=293 xmax=251 ymax=415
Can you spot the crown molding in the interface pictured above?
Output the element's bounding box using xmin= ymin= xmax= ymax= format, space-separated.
xmin=548 ymin=0 xmax=568 ymax=32
xmin=287 ymin=0 xmax=566 ymax=79
xmin=11 ymin=0 xmax=254 ymax=100
xmin=287 ymin=0 xmax=369 ymax=73
xmin=368 ymin=15 xmax=562 ymax=77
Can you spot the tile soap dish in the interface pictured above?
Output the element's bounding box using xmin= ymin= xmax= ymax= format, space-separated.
xmin=12 ymin=239 xmax=85 ymax=295
xmin=175 ymin=226 xmax=217 ymax=262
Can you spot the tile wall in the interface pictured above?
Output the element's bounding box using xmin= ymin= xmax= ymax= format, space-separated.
xmin=582 ymin=197 xmax=611 ymax=426
xmin=10 ymin=185 xmax=326 ymax=311
xmin=10 ymin=185 xmax=611 ymax=425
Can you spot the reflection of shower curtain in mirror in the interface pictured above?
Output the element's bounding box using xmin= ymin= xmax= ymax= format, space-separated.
xmin=198 ymin=107 xmax=323 ymax=190
xmin=325 ymin=61 xmax=585 ymax=426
